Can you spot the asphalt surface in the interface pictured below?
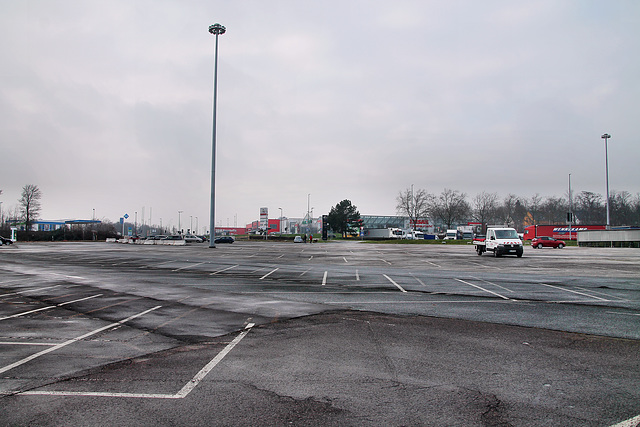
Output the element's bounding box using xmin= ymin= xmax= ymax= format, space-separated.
xmin=0 ymin=240 xmax=638 ymax=426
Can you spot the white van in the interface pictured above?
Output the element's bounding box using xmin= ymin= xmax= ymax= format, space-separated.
xmin=444 ymin=229 xmax=458 ymax=240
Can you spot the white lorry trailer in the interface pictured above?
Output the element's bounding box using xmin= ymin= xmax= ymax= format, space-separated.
xmin=473 ymin=227 xmax=523 ymax=257
xmin=364 ymin=228 xmax=403 ymax=239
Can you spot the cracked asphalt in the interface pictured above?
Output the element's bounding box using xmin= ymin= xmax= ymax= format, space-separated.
xmin=0 ymin=241 xmax=639 ymax=426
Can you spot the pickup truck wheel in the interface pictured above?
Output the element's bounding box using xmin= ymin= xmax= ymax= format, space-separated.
xmin=476 ymin=248 xmax=483 ymax=255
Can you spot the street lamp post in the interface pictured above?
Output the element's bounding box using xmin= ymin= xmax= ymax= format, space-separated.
xmin=601 ymin=133 xmax=611 ymax=228
xmin=178 ymin=210 xmax=183 ymax=234
xmin=279 ymin=207 xmax=283 ymax=234
xmin=568 ymin=173 xmax=572 ymax=241
xmin=208 ymin=22 xmax=226 ymax=248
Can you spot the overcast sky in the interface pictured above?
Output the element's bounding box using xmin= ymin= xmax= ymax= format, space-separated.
xmin=2 ymin=1 xmax=639 ymax=232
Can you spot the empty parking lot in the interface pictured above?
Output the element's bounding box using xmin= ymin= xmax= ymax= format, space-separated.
xmin=0 ymin=241 xmax=638 ymax=426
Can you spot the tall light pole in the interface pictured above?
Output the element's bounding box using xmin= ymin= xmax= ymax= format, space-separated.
xmin=601 ymin=133 xmax=611 ymax=228
xmin=208 ymin=22 xmax=226 ymax=248
xmin=568 ymin=173 xmax=572 ymax=241
xmin=279 ymin=207 xmax=283 ymax=234
xmin=178 ymin=210 xmax=183 ymax=234
xmin=307 ymin=194 xmax=311 ymax=237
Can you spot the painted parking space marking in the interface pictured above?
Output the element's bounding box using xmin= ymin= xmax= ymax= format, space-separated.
xmin=0 ymin=341 xmax=57 ymax=346
xmin=0 ymin=294 xmax=103 ymax=321
xmin=0 ymin=305 xmax=161 ymax=375
xmin=299 ymin=268 xmax=312 ymax=277
xmin=172 ymin=261 xmax=208 ymax=272
xmin=383 ymin=275 xmax=407 ymax=293
xmin=18 ymin=323 xmax=255 ymax=399
xmin=260 ymin=268 xmax=279 ymax=280
xmin=539 ymin=283 xmax=609 ymax=301
xmin=210 ymin=264 xmax=239 ymax=275
xmin=322 ymin=271 xmax=328 ymax=286
xmin=469 ymin=276 xmax=514 ymax=293
xmin=606 ymin=311 xmax=640 ymax=317
xmin=609 ymin=414 xmax=640 ymax=427
xmin=455 ymin=278 xmax=510 ymax=300
xmin=0 ymin=285 xmax=61 ymax=298
xmin=411 ymin=273 xmax=426 ymax=287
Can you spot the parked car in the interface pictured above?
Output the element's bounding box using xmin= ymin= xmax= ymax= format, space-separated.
xmin=214 ymin=236 xmax=235 ymax=244
xmin=183 ymin=234 xmax=204 ymax=243
xmin=0 ymin=236 xmax=13 ymax=245
xmin=162 ymin=235 xmax=184 ymax=241
xmin=293 ymin=236 xmax=303 ymax=243
xmin=531 ymin=236 xmax=566 ymax=249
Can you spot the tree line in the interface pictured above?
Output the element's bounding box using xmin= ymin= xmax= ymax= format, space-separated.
xmin=396 ymin=187 xmax=640 ymax=231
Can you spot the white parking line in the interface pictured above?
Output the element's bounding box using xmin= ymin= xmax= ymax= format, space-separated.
xmin=0 ymin=306 xmax=54 ymax=321
xmin=19 ymin=323 xmax=255 ymax=399
xmin=343 ymin=257 xmax=348 ymax=263
xmin=0 ymin=306 xmax=162 ymax=375
xmin=172 ymin=262 xmax=207 ymax=272
xmin=606 ymin=311 xmax=640 ymax=317
xmin=175 ymin=323 xmax=255 ymax=398
xmin=58 ymin=294 xmax=103 ymax=306
xmin=0 ymin=341 xmax=57 ymax=346
xmin=260 ymin=268 xmax=279 ymax=280
xmin=0 ymin=285 xmax=61 ymax=298
xmin=455 ymin=278 xmax=510 ymax=300
xmin=383 ymin=275 xmax=407 ymax=293
xmin=299 ymin=268 xmax=312 ymax=277
xmin=322 ymin=271 xmax=328 ymax=286
xmin=539 ymin=283 xmax=609 ymax=301
xmin=210 ymin=264 xmax=239 ymax=275
xmin=0 ymin=294 xmax=103 ymax=321
xmin=411 ymin=273 xmax=426 ymax=287
xmin=355 ymin=270 xmax=360 ymax=281
xmin=609 ymin=414 xmax=640 ymax=427
xmin=469 ymin=277 xmax=514 ymax=293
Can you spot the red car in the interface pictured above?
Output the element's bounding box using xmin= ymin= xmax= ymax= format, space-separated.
xmin=531 ymin=236 xmax=566 ymax=249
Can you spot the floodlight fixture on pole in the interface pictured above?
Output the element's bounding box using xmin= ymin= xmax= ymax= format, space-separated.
xmin=208 ymin=23 xmax=226 ymax=248
xmin=601 ymin=133 xmax=611 ymax=228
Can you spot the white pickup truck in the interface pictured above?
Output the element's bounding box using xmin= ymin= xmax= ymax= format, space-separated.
xmin=473 ymin=227 xmax=523 ymax=257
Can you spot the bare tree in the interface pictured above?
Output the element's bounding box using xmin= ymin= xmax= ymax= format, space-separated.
xmin=19 ymin=184 xmax=42 ymax=231
xmin=496 ymin=194 xmax=519 ymax=226
xmin=471 ymin=192 xmax=498 ymax=228
xmin=610 ymin=190 xmax=634 ymax=226
xmin=540 ymin=196 xmax=567 ymax=224
xmin=575 ymin=191 xmax=604 ymax=224
xmin=396 ymin=187 xmax=433 ymax=230
xmin=525 ymin=193 xmax=543 ymax=226
xmin=431 ymin=188 xmax=470 ymax=230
